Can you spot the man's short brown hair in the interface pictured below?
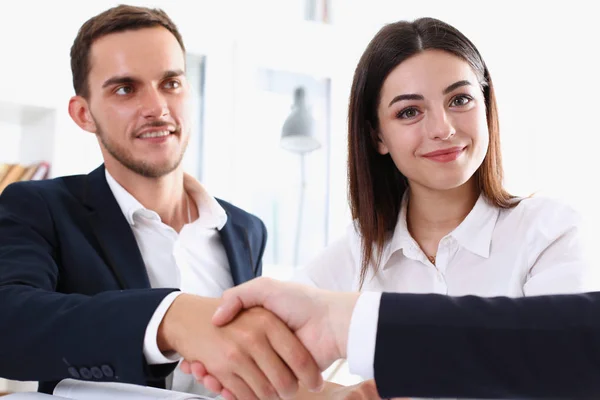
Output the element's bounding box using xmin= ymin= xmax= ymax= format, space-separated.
xmin=70 ymin=4 xmax=185 ymax=99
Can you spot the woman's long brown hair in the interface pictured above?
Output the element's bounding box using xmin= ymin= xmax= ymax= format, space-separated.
xmin=347 ymin=18 xmax=518 ymax=287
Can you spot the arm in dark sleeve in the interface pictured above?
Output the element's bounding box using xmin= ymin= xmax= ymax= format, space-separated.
xmin=0 ymin=183 xmax=177 ymax=384
xmin=375 ymin=291 xmax=600 ymax=399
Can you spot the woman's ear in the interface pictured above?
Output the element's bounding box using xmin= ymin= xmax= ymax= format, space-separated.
xmin=369 ymin=122 xmax=389 ymax=155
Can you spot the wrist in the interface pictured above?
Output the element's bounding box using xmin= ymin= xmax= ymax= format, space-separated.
xmin=327 ymin=292 xmax=360 ymax=360
xmin=157 ymin=293 xmax=191 ymax=353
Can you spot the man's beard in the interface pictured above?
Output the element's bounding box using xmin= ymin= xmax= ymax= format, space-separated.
xmin=95 ymin=119 xmax=188 ymax=178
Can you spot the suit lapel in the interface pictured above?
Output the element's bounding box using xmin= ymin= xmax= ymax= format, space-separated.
xmin=83 ymin=166 xmax=150 ymax=289
xmin=219 ymin=218 xmax=255 ymax=286
xmin=81 ymin=166 xmax=254 ymax=289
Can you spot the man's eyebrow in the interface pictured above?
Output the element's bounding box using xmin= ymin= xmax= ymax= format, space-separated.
xmin=102 ymin=75 xmax=139 ymax=89
xmin=162 ymin=69 xmax=185 ymax=79
xmin=101 ymin=70 xmax=185 ymax=89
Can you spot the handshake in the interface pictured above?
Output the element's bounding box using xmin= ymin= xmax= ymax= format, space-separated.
xmin=157 ymin=278 xmax=381 ymax=400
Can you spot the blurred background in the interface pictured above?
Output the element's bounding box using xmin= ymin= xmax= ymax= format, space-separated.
xmin=1 ymin=0 xmax=599 ymax=391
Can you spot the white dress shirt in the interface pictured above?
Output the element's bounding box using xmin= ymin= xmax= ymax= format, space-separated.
xmin=293 ymin=194 xmax=597 ymax=389
xmin=105 ymin=170 xmax=231 ymax=396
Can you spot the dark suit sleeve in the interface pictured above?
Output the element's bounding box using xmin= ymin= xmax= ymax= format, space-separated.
xmin=0 ymin=183 xmax=176 ymax=384
xmin=375 ymin=292 xmax=600 ymax=399
xmin=254 ymin=219 xmax=267 ymax=277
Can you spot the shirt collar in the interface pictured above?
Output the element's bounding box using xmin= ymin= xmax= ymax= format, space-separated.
xmin=105 ymin=170 xmax=144 ymax=226
xmin=382 ymin=192 xmax=499 ymax=268
xmin=450 ymin=194 xmax=499 ymax=258
xmin=385 ymin=193 xmax=413 ymax=260
xmin=183 ymin=174 xmax=228 ymax=230
xmin=105 ymin=169 xmax=228 ymax=230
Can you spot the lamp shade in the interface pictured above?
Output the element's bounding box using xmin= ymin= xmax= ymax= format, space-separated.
xmin=281 ymin=87 xmax=321 ymax=153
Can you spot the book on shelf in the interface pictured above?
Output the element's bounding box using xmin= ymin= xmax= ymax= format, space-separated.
xmin=0 ymin=161 xmax=50 ymax=194
xmin=1 ymin=379 xmax=218 ymax=399
xmin=0 ymin=164 xmax=10 ymax=182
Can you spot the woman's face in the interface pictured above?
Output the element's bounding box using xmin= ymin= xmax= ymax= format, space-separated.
xmin=376 ymin=49 xmax=489 ymax=193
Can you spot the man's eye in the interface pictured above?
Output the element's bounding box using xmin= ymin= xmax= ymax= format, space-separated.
xmin=115 ymin=86 xmax=133 ymax=95
xmin=164 ymin=80 xmax=181 ymax=89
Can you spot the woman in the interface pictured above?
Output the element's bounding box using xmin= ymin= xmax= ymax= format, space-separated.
xmin=184 ymin=17 xmax=595 ymax=399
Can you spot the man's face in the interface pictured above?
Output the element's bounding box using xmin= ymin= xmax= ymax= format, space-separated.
xmin=85 ymin=26 xmax=191 ymax=178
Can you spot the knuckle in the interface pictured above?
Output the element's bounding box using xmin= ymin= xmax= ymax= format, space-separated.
xmin=258 ymin=381 xmax=278 ymax=400
xmin=207 ymin=362 xmax=226 ymax=378
xmin=224 ymin=344 xmax=244 ymax=364
xmin=260 ymin=317 xmax=278 ymax=332
xmin=274 ymin=371 xmax=297 ymax=394
xmin=239 ymin=328 xmax=263 ymax=347
xmin=290 ymin=346 xmax=313 ymax=370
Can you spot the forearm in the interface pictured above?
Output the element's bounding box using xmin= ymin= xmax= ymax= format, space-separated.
xmin=376 ymin=292 xmax=600 ymax=398
xmin=0 ymin=285 xmax=177 ymax=383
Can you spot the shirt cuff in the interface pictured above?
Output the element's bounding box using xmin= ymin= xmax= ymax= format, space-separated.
xmin=144 ymin=291 xmax=184 ymax=365
xmin=347 ymin=291 xmax=382 ymax=379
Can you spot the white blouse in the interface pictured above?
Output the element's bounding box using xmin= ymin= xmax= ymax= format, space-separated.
xmin=293 ymin=194 xmax=599 ymax=392
xmin=294 ymin=194 xmax=596 ymax=296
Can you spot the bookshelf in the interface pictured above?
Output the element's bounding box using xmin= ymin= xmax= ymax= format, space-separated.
xmin=0 ymin=100 xmax=55 ymax=191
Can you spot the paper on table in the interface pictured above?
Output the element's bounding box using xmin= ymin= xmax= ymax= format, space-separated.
xmin=53 ymin=379 xmax=213 ymax=400
xmin=0 ymin=393 xmax=70 ymax=399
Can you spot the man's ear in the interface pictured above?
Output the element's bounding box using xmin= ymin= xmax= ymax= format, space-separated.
xmin=68 ymin=96 xmax=97 ymax=133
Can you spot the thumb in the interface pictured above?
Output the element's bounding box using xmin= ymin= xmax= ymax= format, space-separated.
xmin=212 ymin=278 xmax=272 ymax=325
xmin=212 ymin=294 xmax=244 ymax=326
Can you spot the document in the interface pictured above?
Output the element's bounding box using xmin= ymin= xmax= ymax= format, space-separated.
xmin=2 ymin=379 xmax=216 ymax=399
xmin=0 ymin=394 xmax=69 ymax=399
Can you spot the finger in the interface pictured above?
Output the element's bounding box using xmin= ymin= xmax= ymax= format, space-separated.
xmin=247 ymin=327 xmax=299 ymax=398
xmin=219 ymin=373 xmax=260 ymax=400
xmin=212 ymin=295 xmax=244 ymax=326
xmin=179 ymin=360 xmax=191 ymax=375
xmin=221 ymin=388 xmax=236 ymax=400
xmin=213 ymin=345 xmax=278 ymax=400
xmin=231 ymin=354 xmax=279 ymax=400
xmin=202 ymin=374 xmax=223 ymax=394
xmin=190 ymin=361 xmax=208 ymax=379
xmin=265 ymin=318 xmax=324 ymax=394
xmin=213 ymin=278 xmax=275 ymax=326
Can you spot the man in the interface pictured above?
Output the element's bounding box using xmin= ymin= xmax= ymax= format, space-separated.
xmin=0 ymin=6 xmax=322 ymax=399
xmin=186 ymin=277 xmax=600 ymax=399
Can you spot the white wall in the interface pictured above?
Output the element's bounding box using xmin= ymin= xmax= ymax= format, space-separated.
xmin=0 ymin=121 xmax=21 ymax=165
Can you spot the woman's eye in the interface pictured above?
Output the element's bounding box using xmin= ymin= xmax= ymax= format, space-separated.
xmin=397 ymin=107 xmax=420 ymax=119
xmin=451 ymin=95 xmax=472 ymax=106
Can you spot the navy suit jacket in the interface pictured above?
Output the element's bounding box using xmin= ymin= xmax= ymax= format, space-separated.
xmin=375 ymin=292 xmax=600 ymax=398
xmin=0 ymin=165 xmax=267 ymax=393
